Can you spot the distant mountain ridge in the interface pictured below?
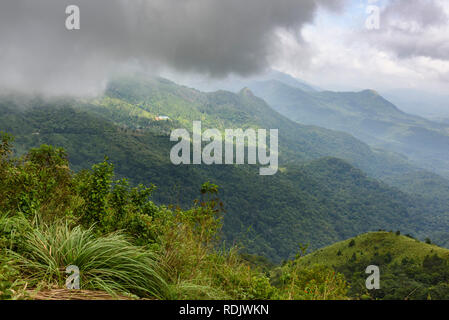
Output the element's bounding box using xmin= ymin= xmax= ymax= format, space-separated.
xmin=248 ymin=79 xmax=449 ymax=179
xmin=382 ymin=88 xmax=449 ymax=119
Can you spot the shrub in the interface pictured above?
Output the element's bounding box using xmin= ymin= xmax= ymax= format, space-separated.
xmin=0 ymin=256 xmax=23 ymax=300
xmin=0 ymin=211 xmax=31 ymax=252
xmin=275 ymin=263 xmax=348 ymax=300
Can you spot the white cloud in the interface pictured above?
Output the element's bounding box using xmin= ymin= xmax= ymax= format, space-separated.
xmin=272 ymin=0 xmax=449 ymax=94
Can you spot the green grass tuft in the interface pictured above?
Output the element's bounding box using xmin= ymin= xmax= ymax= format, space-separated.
xmin=11 ymin=223 xmax=170 ymax=299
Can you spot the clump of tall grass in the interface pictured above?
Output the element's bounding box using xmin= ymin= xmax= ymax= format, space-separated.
xmin=10 ymin=223 xmax=170 ymax=299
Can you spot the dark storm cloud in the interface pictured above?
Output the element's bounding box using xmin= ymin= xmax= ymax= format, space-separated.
xmin=0 ymin=0 xmax=344 ymax=95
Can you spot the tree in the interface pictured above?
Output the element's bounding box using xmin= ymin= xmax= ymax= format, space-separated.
xmin=349 ymin=253 xmax=357 ymax=262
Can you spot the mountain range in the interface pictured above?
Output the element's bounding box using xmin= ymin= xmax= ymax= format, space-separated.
xmin=247 ymin=79 xmax=449 ymax=179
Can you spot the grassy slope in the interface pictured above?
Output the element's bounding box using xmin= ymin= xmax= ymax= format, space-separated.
xmin=298 ymin=232 xmax=449 ymax=299
xmin=300 ymin=232 xmax=449 ymax=268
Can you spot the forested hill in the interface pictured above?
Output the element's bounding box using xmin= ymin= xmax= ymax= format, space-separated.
xmin=103 ymin=75 xmax=416 ymax=179
xmin=1 ymin=76 xmax=449 ymax=261
xmin=102 ymin=76 xmax=449 ymax=202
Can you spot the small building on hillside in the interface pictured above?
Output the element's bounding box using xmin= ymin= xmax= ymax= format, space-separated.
xmin=155 ymin=116 xmax=170 ymax=121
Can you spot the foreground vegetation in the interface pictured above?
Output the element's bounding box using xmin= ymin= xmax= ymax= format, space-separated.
xmin=0 ymin=133 xmax=349 ymax=300
xmin=2 ymin=133 xmax=449 ymax=300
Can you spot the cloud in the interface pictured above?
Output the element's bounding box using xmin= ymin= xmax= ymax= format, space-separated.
xmin=382 ymin=0 xmax=448 ymax=29
xmin=0 ymin=0 xmax=344 ymax=95
xmin=363 ymin=0 xmax=449 ymax=61
xmin=272 ymin=0 xmax=449 ymax=95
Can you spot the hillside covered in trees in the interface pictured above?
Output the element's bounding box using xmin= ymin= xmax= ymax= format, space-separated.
xmin=2 ymin=79 xmax=449 ymax=261
xmin=3 ymin=136 xmax=449 ymax=300
xmin=0 ymin=135 xmax=348 ymax=300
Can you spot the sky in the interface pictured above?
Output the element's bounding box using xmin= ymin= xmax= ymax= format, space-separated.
xmin=272 ymin=0 xmax=449 ymax=94
xmin=0 ymin=0 xmax=448 ymax=96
